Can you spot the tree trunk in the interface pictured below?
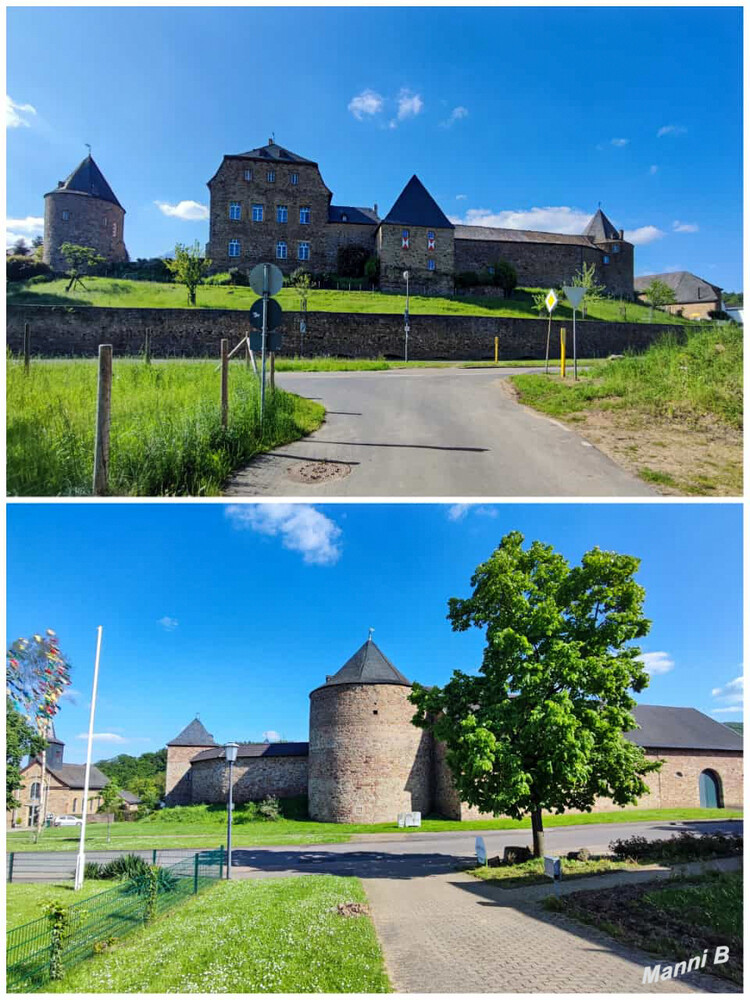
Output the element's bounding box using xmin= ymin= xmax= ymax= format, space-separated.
xmin=531 ymin=807 xmax=545 ymax=857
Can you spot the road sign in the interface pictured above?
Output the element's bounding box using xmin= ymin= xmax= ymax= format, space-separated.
xmin=249 ymin=331 xmax=283 ymax=352
xmin=476 ymin=836 xmax=487 ymax=866
xmin=250 ymin=298 xmax=283 ymax=331
xmin=562 ymin=285 xmax=585 ymax=310
xmin=545 ymin=289 xmax=558 ymax=313
xmin=299 ymin=319 xmax=307 ymax=335
xmin=249 ymin=263 xmax=284 ymax=297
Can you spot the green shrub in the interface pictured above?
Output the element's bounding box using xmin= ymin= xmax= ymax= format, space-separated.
xmin=84 ymin=862 xmax=104 ymax=880
xmin=491 ymin=260 xmax=518 ymax=297
xmin=99 ymin=853 xmax=151 ymax=880
xmin=455 ymin=271 xmax=481 ymax=289
xmin=258 ymin=796 xmax=281 ymax=821
xmin=337 ymin=244 xmax=371 ymax=278
xmin=228 ymin=267 xmax=249 ymax=286
xmin=7 ymin=256 xmax=52 ymax=282
xmin=609 ymin=831 xmax=742 ymax=863
xmin=364 ymin=255 xmax=380 ymax=282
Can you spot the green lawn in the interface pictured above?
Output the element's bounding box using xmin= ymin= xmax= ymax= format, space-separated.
xmin=468 ymin=856 xmax=634 ymax=888
xmin=8 ymin=276 xmax=685 ymax=324
xmin=6 ymin=880 xmax=112 ymax=930
xmin=49 ymin=875 xmax=390 ymax=993
xmin=6 ymin=807 xmax=741 ymax=853
xmin=7 ymin=357 xmax=323 ymax=496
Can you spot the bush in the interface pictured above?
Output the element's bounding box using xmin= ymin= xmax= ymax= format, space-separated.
xmin=84 ymin=861 xmax=104 ymax=880
xmin=27 ymin=272 xmax=56 ymax=285
xmin=337 ymin=244 xmax=371 ymax=278
xmin=708 ymin=309 xmax=732 ymax=321
xmin=503 ymin=845 xmax=533 ymax=864
xmin=364 ymin=255 xmax=380 ymax=282
xmin=203 ymin=272 xmax=232 ymax=286
xmin=491 ymin=260 xmax=518 ymax=298
xmin=229 ymin=267 xmax=250 ymax=286
xmin=99 ymin=853 xmax=151 ymax=881
xmin=609 ymin=831 xmax=743 ymax=863
xmin=7 ymin=256 xmax=52 ymax=282
xmin=455 ymin=271 xmax=481 ymax=289
xmin=258 ymin=795 xmax=281 ymax=821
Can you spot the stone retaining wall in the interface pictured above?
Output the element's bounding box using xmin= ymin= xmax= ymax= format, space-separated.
xmin=7 ymin=304 xmax=680 ymax=361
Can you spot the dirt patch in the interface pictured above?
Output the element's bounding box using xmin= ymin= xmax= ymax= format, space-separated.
xmin=286 ymin=461 xmax=352 ymax=485
xmin=336 ymin=901 xmax=370 ymax=918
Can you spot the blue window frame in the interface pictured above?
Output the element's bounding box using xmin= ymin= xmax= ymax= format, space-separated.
xmin=428 ymin=259 xmax=436 ymax=271
xmin=277 ymin=205 xmax=288 ymax=223
xmin=300 ymin=206 xmax=311 ymax=225
xmin=276 ymin=241 xmax=287 ymax=259
xmin=228 ymin=239 xmax=240 ymax=258
xmin=244 ymin=168 xmax=252 ymax=181
xmin=298 ymin=242 xmax=310 ymax=261
xmin=252 ymin=204 xmax=264 ymax=222
xmin=613 ymin=244 xmax=620 ymax=253
xmin=290 ymin=172 xmax=299 ymax=185
xmin=603 ymin=255 xmax=610 ymax=264
xmin=267 ymin=170 xmax=276 ymax=182
xmin=229 ymin=202 xmax=241 ymax=221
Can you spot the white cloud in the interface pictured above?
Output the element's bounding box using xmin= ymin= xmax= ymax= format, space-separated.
xmin=157 ymin=616 xmax=179 ymax=631
xmin=226 ymin=504 xmax=342 ymax=566
xmin=455 ymin=194 xmax=467 ymax=201
xmin=673 ymin=220 xmax=699 ymax=233
xmin=397 ymin=89 xmax=424 ymax=121
xmin=452 ymin=205 xmax=592 ymax=234
xmin=7 ymin=215 xmax=44 ymax=234
xmin=7 ymin=96 xmax=36 ymax=128
xmin=447 ymin=504 xmax=469 ymax=521
xmin=76 ymin=732 xmax=150 ymax=744
xmin=155 ymin=200 xmax=209 ymax=221
xmin=348 ymin=89 xmax=384 ymax=120
xmin=263 ymin=730 xmax=282 ymax=743
xmin=657 ymin=124 xmax=687 ymax=137
xmin=624 ymin=225 xmax=665 ymax=246
xmin=441 ymin=106 xmax=468 ymax=128
xmin=649 ymin=165 xmax=659 ymax=175
xmin=611 ymin=138 xmax=629 ymax=147
xmin=710 ymin=676 xmax=743 ymax=713
xmin=637 ymin=651 xmax=675 ymax=676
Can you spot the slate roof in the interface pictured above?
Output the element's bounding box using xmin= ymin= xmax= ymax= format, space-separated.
xmin=167 ymin=718 xmax=217 ymax=747
xmin=328 ymin=205 xmax=380 ymax=225
xmin=627 ymin=705 xmax=743 ymax=752
xmin=320 ymin=638 xmax=412 ymax=689
xmin=455 ymin=225 xmax=594 ymax=247
xmin=192 ymin=742 xmax=309 ymax=762
xmin=46 ymin=155 xmax=123 ymax=209
xmin=634 ymin=271 xmax=723 ymax=304
xmin=48 ymin=764 xmax=110 ymax=790
xmin=232 ymin=141 xmax=315 ymax=165
xmin=382 ymin=176 xmax=454 ymax=229
xmin=46 ymin=722 xmax=64 ymax=746
xmin=583 ymin=208 xmax=620 ymax=242
xmin=118 ymin=790 xmax=142 ymax=804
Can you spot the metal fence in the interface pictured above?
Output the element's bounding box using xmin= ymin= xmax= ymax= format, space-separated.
xmin=7 ymin=847 xmax=215 ymax=883
xmin=6 ymin=848 xmax=224 ymax=992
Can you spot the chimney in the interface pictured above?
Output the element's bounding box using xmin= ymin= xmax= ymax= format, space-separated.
xmin=268 ymin=137 xmax=274 ymax=145
xmin=619 ymin=229 xmax=624 ymax=240
xmin=374 ymin=203 xmax=378 ymax=216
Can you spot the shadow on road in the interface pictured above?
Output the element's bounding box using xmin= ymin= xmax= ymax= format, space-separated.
xmin=231 ymin=846 xmax=473 ymax=879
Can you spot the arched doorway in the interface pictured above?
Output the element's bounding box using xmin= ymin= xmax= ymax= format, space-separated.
xmin=699 ymin=769 xmax=723 ymax=808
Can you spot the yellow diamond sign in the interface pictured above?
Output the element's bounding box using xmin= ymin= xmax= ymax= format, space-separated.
xmin=545 ymin=289 xmax=558 ymax=313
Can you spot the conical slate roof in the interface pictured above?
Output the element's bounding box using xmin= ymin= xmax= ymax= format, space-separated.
xmin=323 ymin=638 xmax=412 ymax=688
xmin=383 ymin=175 xmax=454 ymax=229
xmin=46 ymin=721 xmax=64 ymax=746
xmin=47 ymin=154 xmax=123 ymax=209
xmin=167 ymin=718 xmax=217 ymax=747
xmin=583 ymin=208 xmax=620 ymax=242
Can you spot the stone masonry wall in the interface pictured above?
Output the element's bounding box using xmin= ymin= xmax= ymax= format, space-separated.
xmin=378 ymin=223 xmax=454 ymax=296
xmin=189 ymin=755 xmax=309 ymax=805
xmin=308 ymin=683 xmax=433 ymax=823
xmin=44 ymin=191 xmax=127 ymax=273
xmin=323 ymin=223 xmax=378 ymax=273
xmin=7 ymin=761 xmax=103 ymax=828
xmin=7 ymin=304 xmax=681 ymax=362
xmin=165 ymin=745 xmax=208 ymax=806
xmin=207 ymin=158 xmax=330 ymax=275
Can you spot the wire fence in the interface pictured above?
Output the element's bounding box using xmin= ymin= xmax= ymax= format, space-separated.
xmin=6 ymin=848 xmax=224 ymax=992
xmin=7 ymin=847 xmax=219 ymax=883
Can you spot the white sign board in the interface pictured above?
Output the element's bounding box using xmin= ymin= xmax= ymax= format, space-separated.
xmin=405 ymin=811 xmax=421 ymax=827
xmin=397 ymin=812 xmax=405 ymax=827
xmin=545 ymin=289 xmax=558 ymax=313
xmin=475 ymin=836 xmax=487 ymax=866
xmin=249 ymin=263 xmax=284 ymax=297
xmin=544 ymin=855 xmax=562 ymax=880
xmin=562 ymin=285 xmax=585 ymax=310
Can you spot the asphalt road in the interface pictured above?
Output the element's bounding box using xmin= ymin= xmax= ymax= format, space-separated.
xmin=226 ymin=367 xmax=655 ymax=497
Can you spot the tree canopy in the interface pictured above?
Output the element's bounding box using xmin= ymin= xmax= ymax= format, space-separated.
xmin=164 ymin=242 xmax=211 ymax=306
xmin=95 ymin=748 xmax=167 ymax=796
xmin=6 ymin=698 xmax=47 ymax=810
xmin=410 ymin=531 xmax=660 ymax=856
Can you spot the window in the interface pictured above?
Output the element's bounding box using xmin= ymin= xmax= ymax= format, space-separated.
xmin=300 ymin=206 xmax=311 ymax=225
xmin=612 ymin=244 xmax=620 ymax=253
xmin=428 ymin=259 xmax=436 ymax=271
xmin=603 ymin=255 xmax=610 ymax=264
xmin=61 ymin=210 xmax=70 ymax=222
xmin=487 ymin=265 xmax=495 ymax=275
xmin=267 ymin=170 xmax=276 ymax=183
xmin=298 ymin=241 xmax=310 ymax=261
xmin=427 ymin=230 xmax=436 ymax=251
xmin=276 ymin=205 xmax=288 ymax=223
xmin=401 ymin=229 xmax=410 ymax=249
xmin=699 ymin=770 xmax=723 ymax=808
xmin=244 ymin=168 xmax=253 ymax=181
xmin=30 ymin=782 xmax=41 ymax=801
xmin=228 ymin=239 xmax=240 ymax=258
xmin=290 ymin=172 xmax=299 ymax=185
xmin=341 ymin=213 xmax=348 ymax=222
xmin=276 ymin=241 xmax=288 ymax=259
xmin=112 ymin=222 xmax=117 ymax=237
xmin=72 ymin=799 xmax=77 ymax=813
xmin=229 ymin=202 xmax=242 ymax=221
xmin=252 ymin=204 xmax=264 ymax=222
xmin=28 ymin=805 xmax=39 ymax=827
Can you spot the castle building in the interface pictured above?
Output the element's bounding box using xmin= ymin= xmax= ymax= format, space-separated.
xmin=43 ymin=154 xmax=128 ymax=273
xmin=206 ymin=140 xmax=635 ymax=297
xmin=164 ymin=637 xmax=743 ymax=822
xmin=634 ymin=270 xmax=724 ymax=320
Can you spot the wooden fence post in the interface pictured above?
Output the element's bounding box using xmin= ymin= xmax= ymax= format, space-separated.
xmin=220 ymin=338 xmax=229 ymax=429
xmin=270 ymin=352 xmax=276 ymax=392
xmin=144 ymin=329 xmax=151 ymax=365
xmin=23 ymin=323 xmax=30 ymax=372
xmin=93 ymin=344 xmax=113 ymax=496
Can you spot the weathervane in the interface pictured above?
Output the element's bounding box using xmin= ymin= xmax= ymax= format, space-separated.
xmin=368 ymin=627 xmax=375 ymax=642
xmin=85 ymin=143 xmax=91 ymax=155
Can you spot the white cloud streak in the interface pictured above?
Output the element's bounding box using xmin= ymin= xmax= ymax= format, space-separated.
xmin=226 ymin=504 xmax=342 ymax=566
xmin=348 ymin=89 xmax=384 ymax=120
xmin=611 ymin=138 xmax=629 ymax=147
xmin=7 ymin=95 xmax=36 ymax=128
xmin=657 ymin=124 xmax=687 ymax=137
xmin=637 ymin=651 xmax=675 ymax=676
xmin=263 ymin=730 xmax=282 ymax=743
xmin=673 ymin=220 xmax=699 ymax=233
xmin=710 ymin=676 xmax=743 ymax=712
xmin=75 ymin=733 xmax=150 ymax=744
xmin=624 ymin=225 xmax=665 ymax=246
xmin=441 ymin=106 xmax=468 ymax=128
xmin=157 ymin=616 xmax=179 ymax=631
xmin=451 ymin=205 xmax=592 ymax=234
xmin=7 ymin=216 xmax=44 ymax=234
xmin=155 ymin=200 xmax=209 ymax=221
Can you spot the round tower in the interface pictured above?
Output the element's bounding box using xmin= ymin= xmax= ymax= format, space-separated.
xmin=308 ymin=636 xmax=432 ymax=823
xmin=44 ymin=153 xmax=128 ymax=273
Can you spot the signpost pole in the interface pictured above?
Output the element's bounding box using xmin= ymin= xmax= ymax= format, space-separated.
xmin=573 ymin=308 xmax=578 ymax=381
xmin=560 ymin=328 xmax=566 ymax=379
xmin=261 ymin=265 xmax=269 ymax=424
xmin=74 ymin=626 xmax=103 ymax=890
xmin=545 ymin=315 xmax=552 ymax=374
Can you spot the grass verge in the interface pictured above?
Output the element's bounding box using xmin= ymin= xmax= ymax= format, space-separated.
xmin=6 ymin=807 xmax=741 ymax=853
xmin=510 ymin=324 xmax=742 ymax=495
xmin=467 ymin=856 xmax=634 ymax=888
xmin=7 ymin=358 xmax=324 ymax=496
xmin=49 ymin=875 xmax=390 ymax=993
xmin=552 ymin=870 xmax=742 ymax=985
xmin=6 ymin=880 xmax=112 ymax=930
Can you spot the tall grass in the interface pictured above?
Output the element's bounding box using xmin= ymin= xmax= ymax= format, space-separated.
xmin=7 ymin=358 xmax=323 ymax=496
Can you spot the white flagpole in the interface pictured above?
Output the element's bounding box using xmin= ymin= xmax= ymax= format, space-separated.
xmin=74 ymin=626 xmax=103 ymax=890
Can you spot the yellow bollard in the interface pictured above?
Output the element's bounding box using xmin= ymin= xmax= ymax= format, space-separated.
xmin=560 ymin=328 xmax=566 ymax=379
xmin=494 ymin=336 xmax=498 ymax=364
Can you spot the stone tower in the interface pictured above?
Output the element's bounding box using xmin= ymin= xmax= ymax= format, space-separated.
xmin=43 ymin=154 xmax=128 ymax=273
xmin=164 ymin=718 xmax=217 ymax=806
xmin=307 ymin=637 xmax=433 ymax=823
xmin=44 ymin=722 xmax=65 ymax=769
xmin=583 ymin=207 xmax=634 ymax=299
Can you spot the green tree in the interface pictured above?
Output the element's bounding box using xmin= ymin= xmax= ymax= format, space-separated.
xmin=130 ymin=776 xmax=161 ymax=811
xmin=491 ymin=260 xmax=518 ymax=298
xmin=12 ymin=237 xmax=30 ymax=256
xmin=641 ymin=278 xmax=677 ymax=321
xmin=163 ymin=242 xmax=211 ymax=306
xmin=99 ymin=777 xmax=124 ymax=816
xmin=6 ymin=698 xmax=47 ymax=810
xmin=59 ymin=243 xmax=105 ymax=292
xmin=531 ymin=291 xmax=547 ymax=316
xmin=290 ymin=266 xmax=312 ymax=313
xmin=571 ymin=261 xmax=606 ymax=318
xmin=410 ymin=531 xmax=661 ymax=857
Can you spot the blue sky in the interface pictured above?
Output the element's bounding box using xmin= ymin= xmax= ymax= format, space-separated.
xmin=7 ymin=6 xmax=743 ymax=290
xmin=6 ymin=502 xmax=743 ymax=764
